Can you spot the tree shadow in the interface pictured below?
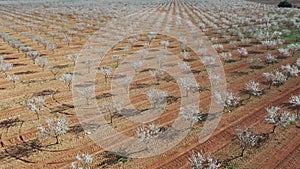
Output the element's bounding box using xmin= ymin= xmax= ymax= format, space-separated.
xmin=183 ymin=58 xmax=197 ymax=62
xmin=14 ymin=71 xmax=38 ymax=75
xmin=130 ymin=83 xmax=152 ymax=89
xmin=166 ymin=96 xmax=179 ymax=104
xmin=121 ymin=108 xmax=149 ymax=117
xmin=33 ymin=89 xmax=57 ymax=97
xmin=95 ymin=92 xmax=113 ymax=100
xmin=1 ymin=56 xmax=17 ymax=59
xmin=0 ymin=139 xmax=42 ymax=164
xmin=13 ymin=63 xmax=27 ymax=67
xmin=231 ymin=70 xmax=249 ymax=76
xmin=49 ymin=104 xmax=74 ymax=115
xmin=0 ymin=117 xmax=24 ymax=135
xmin=68 ymin=124 xmax=85 ymax=135
xmin=249 ymin=65 xmax=264 ymax=70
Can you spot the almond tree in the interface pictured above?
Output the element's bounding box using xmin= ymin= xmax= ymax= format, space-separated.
xmin=111 ymin=55 xmax=122 ymax=67
xmin=128 ymin=37 xmax=137 ymax=48
xmin=67 ymin=53 xmax=80 ymax=66
xmin=48 ymin=66 xmax=60 ymax=78
xmin=7 ymin=74 xmax=19 ymax=88
xmin=130 ymin=61 xmax=143 ymax=76
xmin=296 ymin=58 xmax=300 ymax=67
xmin=281 ymin=64 xmax=299 ymax=77
xmin=263 ymin=71 xmax=287 ymax=89
xmin=247 ymin=58 xmax=263 ymax=69
xmin=236 ymin=128 xmax=259 ymax=158
xmin=37 ymin=116 xmax=69 ymax=144
xmin=0 ymin=63 xmax=13 ymax=77
xmin=147 ymin=32 xmax=156 ymax=45
xmin=160 ymin=40 xmax=169 ymax=50
xmin=278 ymin=48 xmax=290 ymax=58
xmin=145 ymin=88 xmax=168 ymax=109
xmin=100 ymin=101 xmax=122 ymax=124
xmin=114 ymin=73 xmax=133 ymax=93
xmin=136 ymin=123 xmax=161 ymax=151
xmin=25 ymin=96 xmax=45 ymax=119
xmin=19 ymin=46 xmax=32 ymax=56
xmin=63 ymin=35 xmax=72 ymax=46
xmin=180 ymin=104 xmax=204 ymax=129
xmin=137 ymin=49 xmax=149 ymax=59
xmin=244 ymin=81 xmax=263 ymax=99
xmin=179 ymin=77 xmax=198 ymax=97
xmin=265 ymin=53 xmax=277 ymax=64
xmin=189 ymin=151 xmax=221 ymax=169
xmin=47 ymin=43 xmax=57 ymax=54
xmin=26 ymin=51 xmax=40 ymax=62
xmin=265 ymin=107 xmax=296 ymax=133
xmin=287 ymin=43 xmax=300 ymax=57
xmin=237 ymin=48 xmax=248 ymax=60
xmin=60 ymin=73 xmax=73 ymax=91
xmin=224 ymin=92 xmax=241 ymax=108
xmin=85 ymin=60 xmax=95 ymax=74
xmin=289 ymin=95 xmax=300 ymax=115
xmin=71 ymin=153 xmax=93 ymax=169
xmin=181 ymin=50 xmax=190 ymax=61
xmin=35 ymin=57 xmax=49 ymax=71
xmin=157 ymin=55 xmax=166 ymax=69
xmin=220 ymin=52 xmax=232 ymax=64
xmin=76 ymin=86 xmax=95 ymax=105
xmin=149 ymin=68 xmax=164 ymax=85
xmin=99 ymin=66 xmax=112 ymax=84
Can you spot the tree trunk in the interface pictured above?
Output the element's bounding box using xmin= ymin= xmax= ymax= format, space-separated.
xmin=110 ymin=113 xmax=113 ymax=124
xmin=55 ymin=135 xmax=59 ymax=144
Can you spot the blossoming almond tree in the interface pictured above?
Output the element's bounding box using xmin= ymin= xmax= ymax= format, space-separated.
xmin=37 ymin=116 xmax=69 ymax=144
xmin=100 ymin=101 xmax=122 ymax=124
xmin=287 ymin=43 xmax=300 ymax=57
xmin=189 ymin=151 xmax=221 ymax=169
xmin=0 ymin=63 xmax=13 ymax=77
xmin=60 ymin=73 xmax=73 ymax=91
xmin=278 ymin=48 xmax=290 ymax=58
xmin=289 ymin=95 xmax=300 ymax=115
xmin=48 ymin=66 xmax=60 ymax=78
xmin=130 ymin=60 xmax=143 ymax=76
xmin=136 ymin=123 xmax=161 ymax=151
xmin=71 ymin=153 xmax=93 ymax=169
xmin=237 ymin=48 xmax=248 ymax=60
xmin=265 ymin=106 xmax=296 ymax=134
xmin=265 ymin=53 xmax=277 ymax=64
xmin=149 ymin=68 xmax=164 ymax=85
xmin=99 ymin=66 xmax=112 ymax=84
xmin=235 ymin=128 xmax=260 ymax=158
xmin=111 ymin=55 xmax=122 ymax=67
xmin=85 ymin=60 xmax=95 ymax=74
xmin=263 ymin=71 xmax=287 ymax=89
xmin=67 ymin=53 xmax=80 ymax=66
xmin=179 ymin=104 xmax=204 ymax=129
xmin=296 ymin=58 xmax=300 ymax=67
xmin=145 ymin=88 xmax=168 ymax=109
xmin=281 ymin=64 xmax=299 ymax=78
xmin=25 ymin=96 xmax=45 ymax=119
xmin=7 ymin=74 xmax=19 ymax=88
xmin=35 ymin=57 xmax=49 ymax=71
xmin=179 ymin=77 xmax=199 ymax=97
xmin=26 ymin=51 xmax=40 ymax=62
xmin=76 ymin=86 xmax=95 ymax=105
xmin=244 ymin=81 xmax=263 ymax=99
